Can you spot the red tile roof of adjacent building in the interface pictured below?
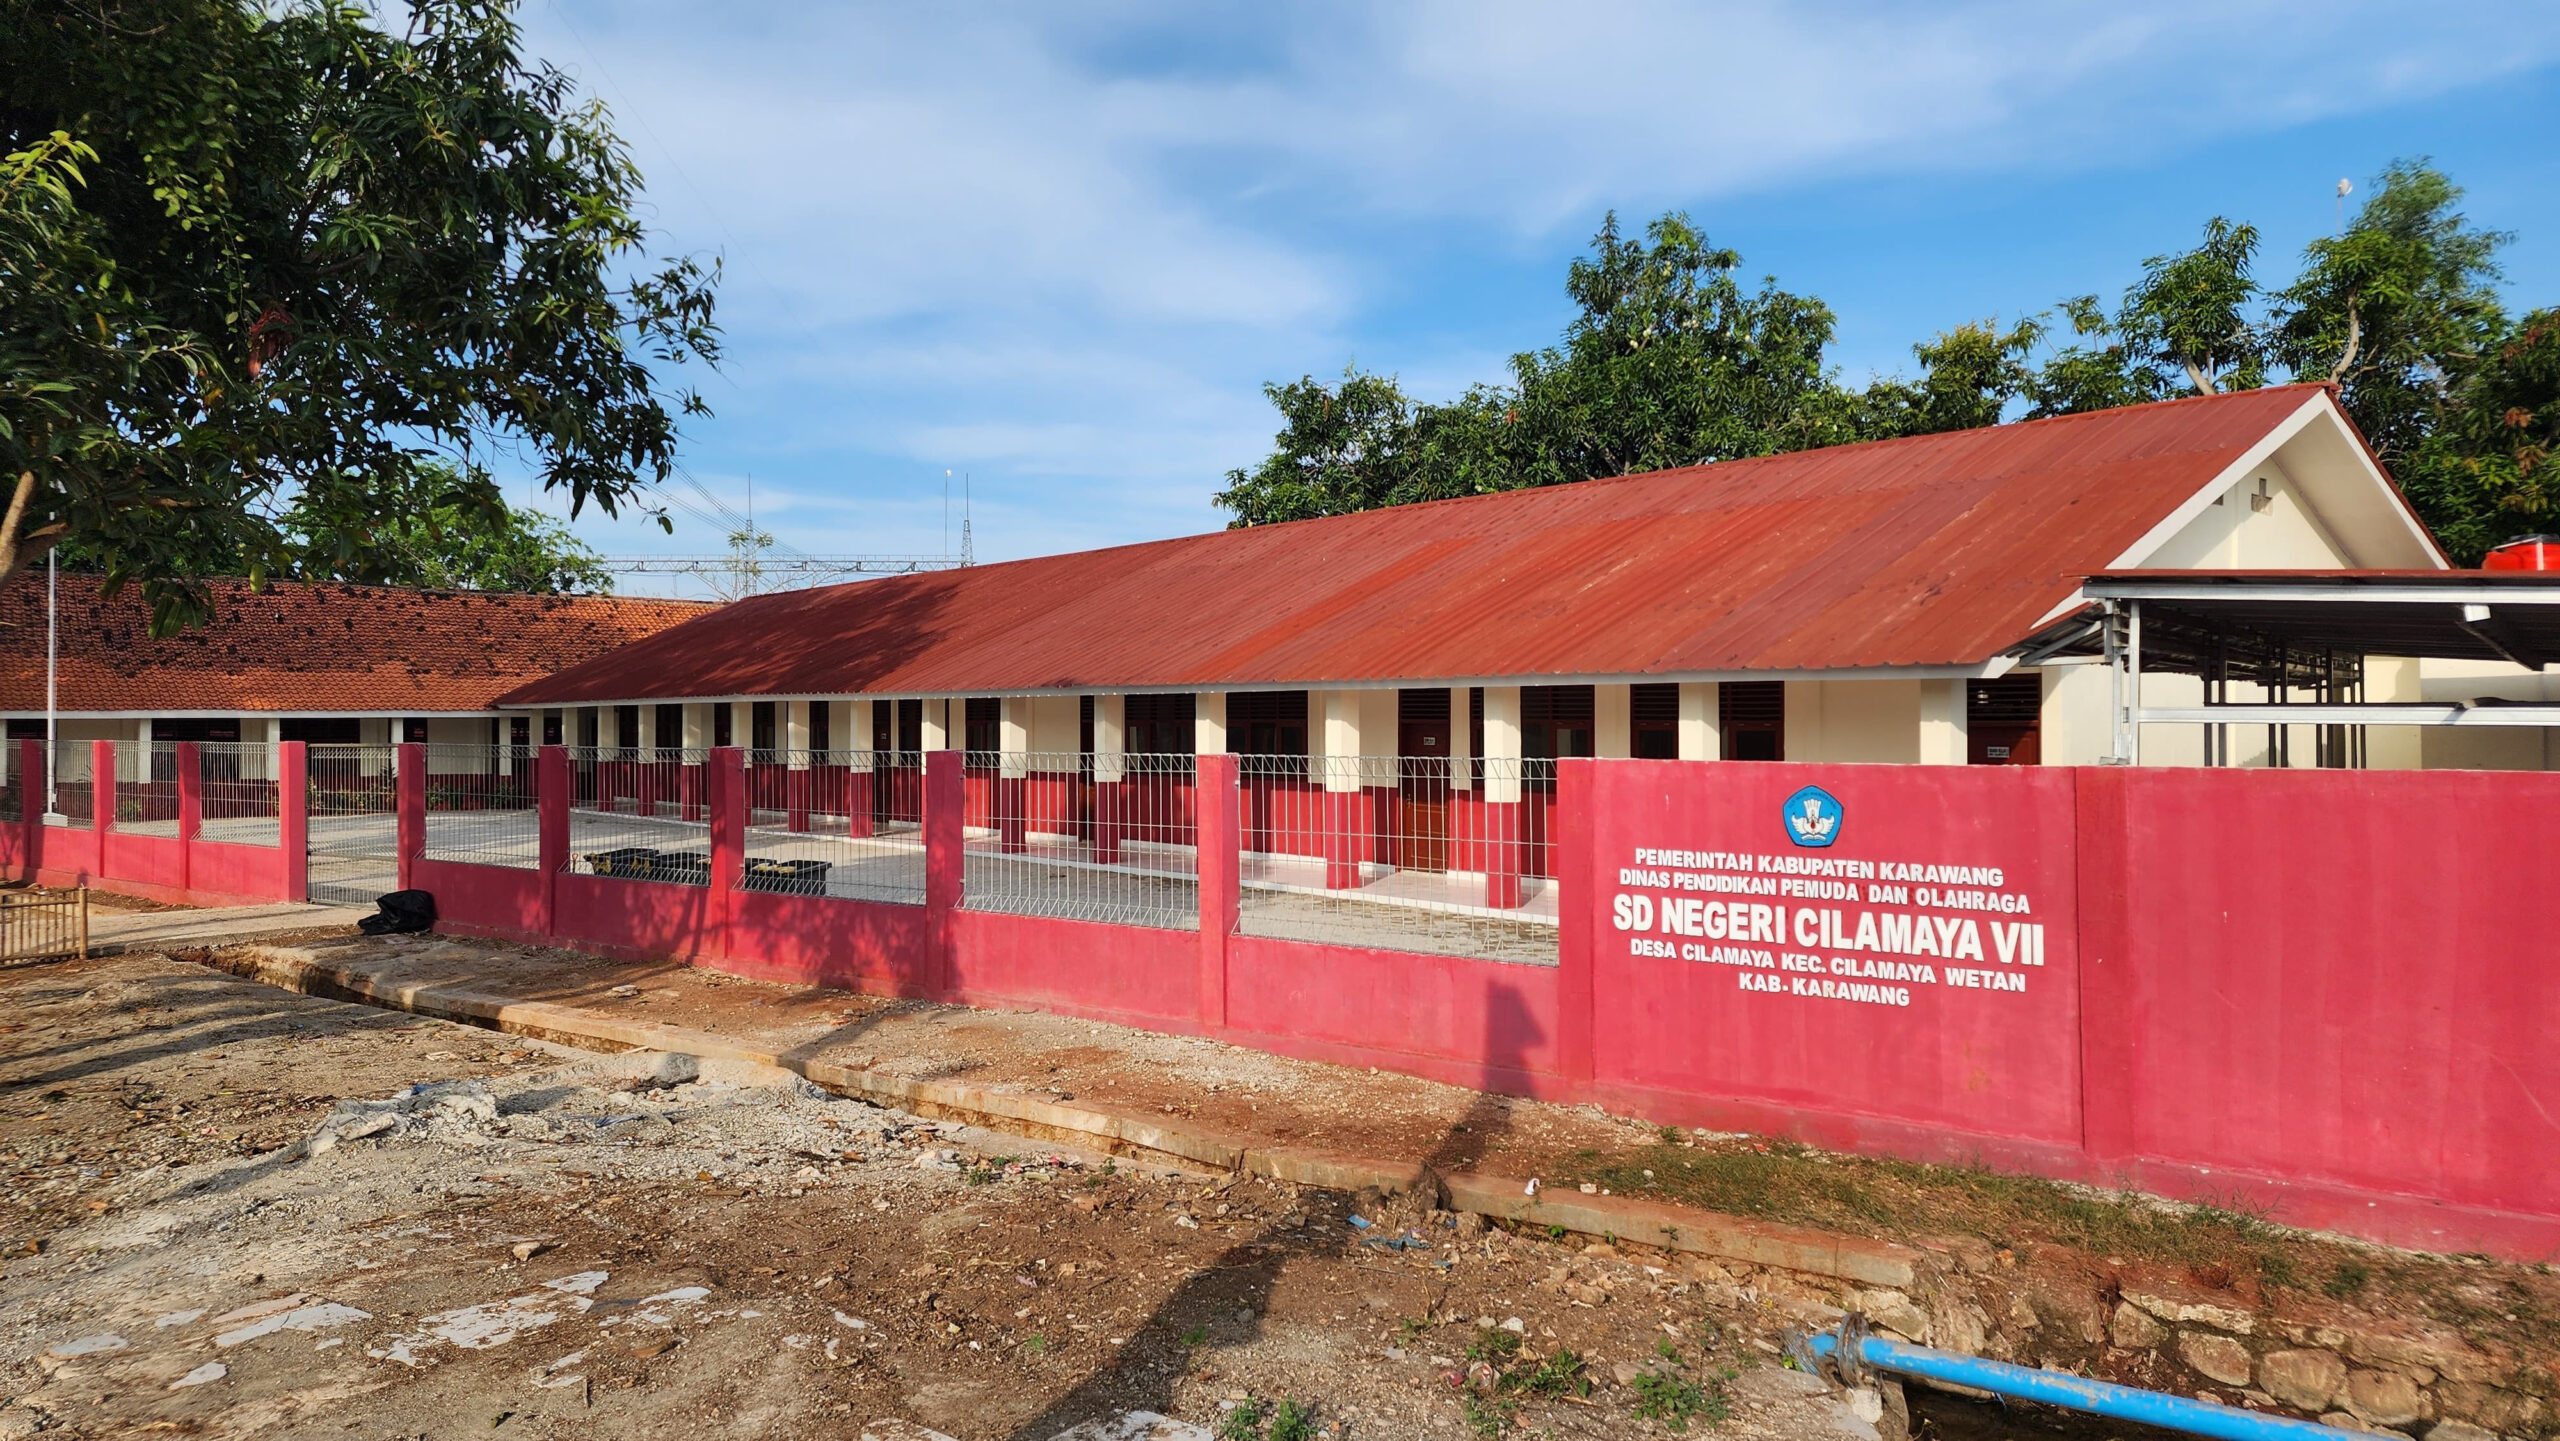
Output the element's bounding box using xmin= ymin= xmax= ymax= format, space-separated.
xmin=0 ymin=574 xmax=706 ymax=714
xmin=499 ymin=385 xmax=2389 ymax=705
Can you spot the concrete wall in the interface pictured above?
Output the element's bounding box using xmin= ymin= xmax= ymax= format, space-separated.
xmin=1782 ymin=679 xmax=1920 ymax=764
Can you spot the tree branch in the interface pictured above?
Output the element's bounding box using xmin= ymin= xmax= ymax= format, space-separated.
xmin=2182 ymin=362 xmax=2217 ymax=396
xmin=2328 ymin=302 xmax=2363 ymax=386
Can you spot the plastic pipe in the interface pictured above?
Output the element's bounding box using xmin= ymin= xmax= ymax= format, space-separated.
xmin=1805 ymin=1331 xmax=2344 ymax=1441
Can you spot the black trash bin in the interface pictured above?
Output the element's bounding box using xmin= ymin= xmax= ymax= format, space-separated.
xmin=742 ymin=856 xmax=830 ymax=896
xmin=583 ymin=846 xmax=660 ymax=879
xmin=652 ymin=850 xmax=713 ymax=887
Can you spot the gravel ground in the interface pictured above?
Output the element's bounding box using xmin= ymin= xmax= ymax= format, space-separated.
xmin=0 ymin=953 xmax=1922 ymax=1441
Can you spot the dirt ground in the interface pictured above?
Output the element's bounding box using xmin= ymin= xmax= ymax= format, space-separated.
xmin=0 ymin=951 xmax=1934 ymax=1440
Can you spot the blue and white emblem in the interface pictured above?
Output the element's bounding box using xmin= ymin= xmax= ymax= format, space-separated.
xmin=1782 ymin=786 xmax=1842 ymax=848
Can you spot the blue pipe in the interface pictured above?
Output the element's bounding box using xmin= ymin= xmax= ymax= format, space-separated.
xmin=1804 ymin=1331 xmax=2343 ymax=1441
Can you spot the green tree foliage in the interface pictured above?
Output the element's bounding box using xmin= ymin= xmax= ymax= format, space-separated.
xmin=1223 ymin=165 xmax=2538 ymax=565
xmin=0 ymin=0 xmax=715 ymax=629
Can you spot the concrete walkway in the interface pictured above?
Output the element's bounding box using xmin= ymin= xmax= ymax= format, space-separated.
xmin=85 ymin=901 xmax=371 ymax=956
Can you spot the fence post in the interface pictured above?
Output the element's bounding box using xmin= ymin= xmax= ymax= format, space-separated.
xmin=923 ymin=749 xmax=963 ymax=1000
xmin=1555 ymin=757 xmax=1595 ymax=1087
xmin=280 ymin=741 xmax=310 ymax=903
xmin=16 ymin=740 xmax=40 ymax=880
xmin=91 ymin=739 xmax=116 ymax=837
xmin=176 ymin=741 xmax=201 ymax=895
xmin=537 ymin=745 xmax=567 ymax=940
xmin=1195 ymin=753 xmax=1239 ymax=1031
xmin=708 ymin=746 xmax=745 ymax=961
xmin=394 ymin=741 xmax=423 ymax=893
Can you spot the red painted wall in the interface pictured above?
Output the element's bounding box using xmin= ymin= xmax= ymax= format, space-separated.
xmin=1579 ymin=761 xmax=2084 ymax=1155
xmin=2077 ymin=766 xmax=2560 ymax=1234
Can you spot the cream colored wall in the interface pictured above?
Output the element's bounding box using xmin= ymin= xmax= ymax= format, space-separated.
xmin=425 ymin=717 xmax=497 ymax=773
xmin=2143 ymin=463 xmax=2354 ymax=571
xmin=1782 ymin=679 xmax=1921 ymax=764
xmin=1028 ymin=694 xmax=1081 ymax=768
xmin=2415 ymin=659 xmax=2560 ymax=772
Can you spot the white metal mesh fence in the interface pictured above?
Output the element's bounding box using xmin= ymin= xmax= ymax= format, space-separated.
xmin=122 ymin=742 xmax=184 ymax=836
xmin=419 ymin=745 xmax=540 ymax=869
xmin=42 ymin=740 xmax=92 ymax=828
xmin=958 ymin=751 xmax=1198 ymax=929
xmin=305 ymin=744 xmax=398 ymax=903
xmin=1235 ymin=754 xmax=1557 ymax=965
xmin=740 ymin=750 xmax=927 ymax=905
xmin=195 ymin=741 xmax=281 ymax=846
xmin=565 ymin=745 xmax=712 ymax=886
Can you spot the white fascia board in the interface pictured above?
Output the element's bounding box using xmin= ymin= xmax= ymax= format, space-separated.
xmin=2139 ymin=703 xmax=2560 ymax=727
xmin=0 ymin=708 xmax=499 ymax=719
xmin=2082 ymin=580 xmax=2560 ymax=606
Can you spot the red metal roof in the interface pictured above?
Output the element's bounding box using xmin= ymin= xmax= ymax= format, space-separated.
xmin=1 ymin=575 xmax=706 ymax=714
xmin=500 ymin=386 xmax=2362 ymax=705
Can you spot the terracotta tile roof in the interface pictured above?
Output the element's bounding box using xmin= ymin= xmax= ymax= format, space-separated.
xmin=0 ymin=575 xmax=706 ymax=714
xmin=501 ymin=387 xmax=2389 ymax=705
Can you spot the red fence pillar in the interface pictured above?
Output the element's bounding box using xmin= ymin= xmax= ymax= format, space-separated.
xmin=1196 ymin=754 xmax=1239 ymax=1031
xmin=393 ymin=741 xmax=422 ymax=895
xmin=91 ymin=739 xmax=116 ymax=839
xmin=924 ymin=750 xmax=964 ymax=999
xmin=277 ymin=741 xmax=309 ymax=903
xmin=709 ymin=747 xmax=745 ymax=961
xmin=176 ymin=741 xmax=201 ymax=895
xmin=17 ymin=739 xmax=41 ymax=878
xmin=1554 ymin=758 xmax=1595 ymax=1086
xmin=537 ymin=745 xmax=567 ymax=940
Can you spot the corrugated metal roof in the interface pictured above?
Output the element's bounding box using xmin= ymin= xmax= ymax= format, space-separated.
xmin=1 ymin=575 xmax=706 ymax=714
xmin=498 ymin=386 xmax=2358 ymax=705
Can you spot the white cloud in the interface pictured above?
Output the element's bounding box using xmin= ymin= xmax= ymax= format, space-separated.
xmin=519 ymin=0 xmax=2560 ymax=578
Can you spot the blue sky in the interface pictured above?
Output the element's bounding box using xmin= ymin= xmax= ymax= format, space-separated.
xmin=514 ymin=2 xmax=2560 ymax=594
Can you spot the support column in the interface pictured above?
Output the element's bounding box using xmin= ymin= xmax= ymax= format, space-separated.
xmin=1093 ymin=694 xmax=1127 ymax=864
xmin=279 ymin=741 xmax=308 ymax=904
xmin=1318 ymin=689 xmax=1364 ymax=890
xmin=395 ymin=741 xmax=423 ymax=894
xmin=537 ymin=745 xmax=566 ymax=939
xmin=131 ymin=718 xmax=153 ymax=782
xmin=1195 ymin=752 xmax=1238 ymax=1030
xmin=1920 ymin=678 xmax=1968 ymax=765
xmin=1449 ymin=686 xmax=1473 ymax=792
xmin=680 ymin=704 xmax=707 ymax=821
xmin=1194 ymin=691 xmax=1227 ymax=755
xmin=1677 ymin=682 xmax=1718 ymax=761
xmin=845 ymin=699 xmax=877 ymax=838
xmin=1482 ymin=685 xmax=1524 ymax=909
xmin=785 ymin=700 xmax=813 ymax=833
xmin=921 ymin=698 xmax=951 ymax=753
xmin=996 ymin=697 xmax=1029 ymax=853
xmin=634 ymin=702 xmax=659 ymax=817
xmin=923 ymin=749 xmax=963 ymax=999
xmin=1595 ymin=684 xmax=1632 ymax=759
xmin=708 ymin=746 xmax=744 ymax=960
xmin=176 ymin=741 xmax=201 ymax=895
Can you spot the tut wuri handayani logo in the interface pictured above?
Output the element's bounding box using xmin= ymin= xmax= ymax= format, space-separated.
xmin=1783 ymin=785 xmax=1842 ymax=848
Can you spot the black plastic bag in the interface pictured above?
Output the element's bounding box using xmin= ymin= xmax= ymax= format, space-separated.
xmin=357 ymin=889 xmax=437 ymax=936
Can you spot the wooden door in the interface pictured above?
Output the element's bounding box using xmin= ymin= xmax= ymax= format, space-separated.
xmin=1397 ymin=718 xmax=1451 ymax=873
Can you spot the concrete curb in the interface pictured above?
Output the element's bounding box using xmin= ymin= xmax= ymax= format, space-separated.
xmin=207 ymin=945 xmax=1917 ymax=1290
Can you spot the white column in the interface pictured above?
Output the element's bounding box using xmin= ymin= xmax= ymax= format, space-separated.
xmin=1195 ymin=690 xmax=1227 ymax=755
xmin=1678 ymin=682 xmax=1718 ymax=761
xmin=730 ymin=702 xmax=752 ymax=761
xmin=682 ymin=703 xmax=706 ymax=750
xmin=1094 ymin=694 xmax=1127 ymax=783
xmin=999 ymin=697 xmax=1030 ymax=778
xmin=824 ymin=699 xmax=850 ymax=759
xmin=265 ymin=716 xmax=282 ymax=781
xmin=921 ymin=699 xmax=950 ymax=751
xmin=1595 ymin=684 xmax=1631 ymax=759
xmin=1319 ymin=689 xmax=1363 ymax=794
xmin=786 ymin=700 xmax=811 ymax=768
xmin=130 ymin=717 xmax=153 ymax=781
xmin=1482 ymin=685 xmax=1522 ymax=803
xmin=636 ymin=703 xmax=657 ymax=757
xmin=846 ymin=700 xmax=873 ymax=769
xmin=1449 ymin=685 xmax=1473 ymax=791
xmin=1919 ymin=679 xmax=1968 ymax=765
